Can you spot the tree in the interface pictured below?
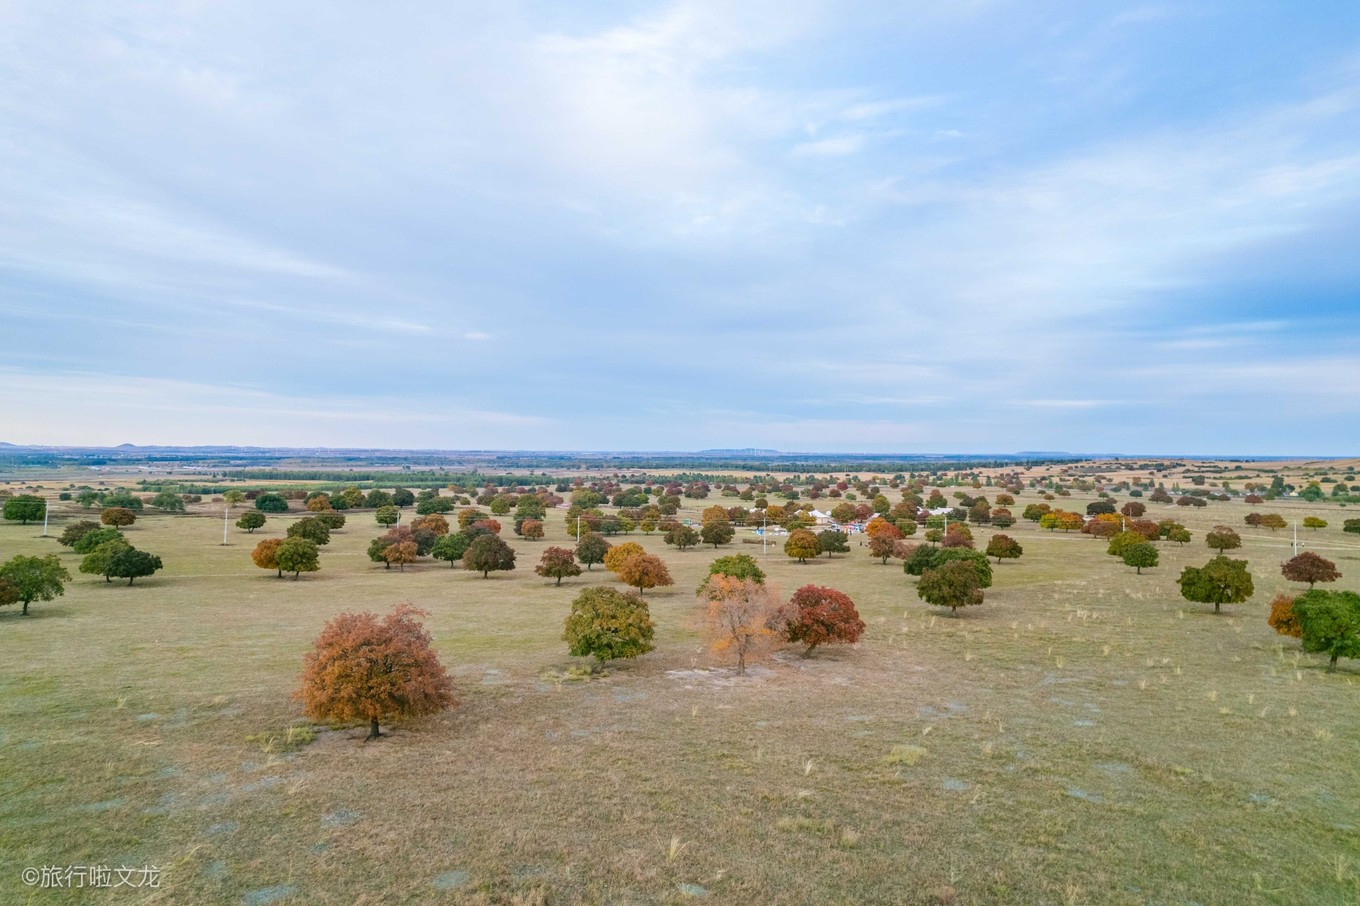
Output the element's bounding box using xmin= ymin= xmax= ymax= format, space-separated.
xmin=3 ymin=494 xmax=46 ymax=525
xmin=517 ymin=518 xmax=545 ymax=541
xmin=817 ymin=530 xmax=849 ymax=558
xmin=1106 ymin=531 xmax=1147 ymax=558
xmin=1122 ymin=543 xmax=1158 ymax=574
xmin=1346 ymin=519 xmax=1360 ymax=535
xmin=1281 ymin=552 xmax=1340 ymax=589
xmin=563 ymin=586 xmax=655 ymax=666
xmin=917 ymin=560 xmax=985 ymax=615
xmin=314 ymin=511 xmax=346 ymax=531
xmin=307 ymin=493 xmax=333 ymax=513
xmin=105 ymin=546 xmax=164 ymax=585
xmin=1086 ymin=500 xmax=1116 ymax=516
xmin=1268 ymin=594 xmax=1302 ymax=638
xmin=1178 ymin=556 xmax=1254 ymax=614
xmin=536 ymin=547 xmax=581 ymax=585
xmin=986 ymin=534 xmax=1023 ymax=564
xmin=101 ymin=507 xmax=136 ymax=528
xmin=364 ymin=489 xmax=393 ymax=509
xmin=1205 ymin=526 xmax=1242 ymax=553
xmin=784 ymin=585 xmax=864 ymax=656
xmin=0 ymin=554 xmax=70 ymax=615
xmin=58 ymin=520 xmax=102 ymax=547
xmin=700 ymin=522 xmax=734 ymax=548
xmin=616 ymin=553 xmax=673 ymax=594
xmin=252 ymin=538 xmax=285 ymax=577
xmin=391 ymin=488 xmax=416 ymax=508
xmin=431 ymin=532 xmax=473 ymax=567
xmin=375 ymin=505 xmax=400 ymax=527
xmin=603 ymin=541 xmax=645 ymax=575
xmin=147 ymin=491 xmax=184 ymax=512
xmin=904 ymin=547 xmax=993 ymax=587
xmin=463 ymin=534 xmax=516 ymax=578
xmin=383 ymin=540 xmax=419 ymax=571
xmin=415 ymin=496 xmax=454 ymax=516
xmin=700 ymin=576 xmax=785 ymax=675
xmin=1022 ymin=503 xmax=1051 ymax=522
xmin=410 ymin=513 xmax=448 ymax=537
xmin=71 ymin=526 xmax=124 ymax=554
xmin=1259 ymin=514 xmax=1287 ymax=531
xmin=869 ymin=533 xmax=902 ymax=564
xmin=255 ymin=493 xmax=289 ymax=513
xmin=1166 ymin=526 xmax=1192 ymax=545
xmin=276 ymin=537 xmax=320 ymax=579
xmin=236 ymin=511 xmax=266 ymax=533
xmin=704 ymin=554 xmax=766 ymax=586
xmin=664 ymin=524 xmax=700 ymax=551
xmin=1303 ymin=517 xmax=1328 ymax=531
xmin=784 ymin=528 xmax=821 ymax=563
xmin=297 ymin=603 xmax=456 ymax=740
xmin=223 ymin=490 xmax=246 ymax=508
xmin=576 ymin=533 xmax=611 ymax=571
xmin=1292 ymin=590 xmax=1360 ymax=672
xmin=831 ymin=503 xmax=858 ymax=524
xmin=287 ymin=517 xmax=331 ymax=546
xmin=1121 ymin=501 xmax=1147 ymax=518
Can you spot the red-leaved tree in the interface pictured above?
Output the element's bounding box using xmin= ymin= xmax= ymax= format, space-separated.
xmin=296 ymin=603 xmax=455 ymax=741
xmin=784 ymin=585 xmax=865 ymax=657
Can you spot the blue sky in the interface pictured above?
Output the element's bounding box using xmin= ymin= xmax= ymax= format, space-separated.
xmin=1 ymin=1 xmax=1358 ymax=454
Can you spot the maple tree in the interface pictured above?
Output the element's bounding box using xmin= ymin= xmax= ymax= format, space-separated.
xmin=1267 ymin=594 xmax=1301 ymax=638
xmin=616 ymin=553 xmax=673 ymax=594
xmin=297 ymin=603 xmax=456 ymax=740
xmin=383 ymin=540 xmax=419 ymax=571
xmin=784 ymin=585 xmax=865 ymax=656
xmin=252 ymin=538 xmax=285 ymax=577
xmin=563 ymin=586 xmax=656 ymax=665
xmin=699 ymin=575 xmax=785 ymax=675
xmin=411 ymin=514 xmax=449 ymax=537
xmin=536 ymin=546 xmax=581 ymax=585
xmin=1281 ymin=552 xmax=1340 ymax=588
xmin=603 ymin=541 xmax=645 ymax=574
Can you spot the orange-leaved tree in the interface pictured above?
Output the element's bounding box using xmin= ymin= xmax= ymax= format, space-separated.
xmin=616 ymin=553 xmax=673 ymax=594
xmin=603 ymin=541 xmax=645 ymax=575
xmin=296 ymin=603 xmax=455 ymax=741
xmin=784 ymin=584 xmax=864 ymax=657
xmin=252 ymin=538 xmax=284 ymax=577
xmin=1267 ymin=593 xmax=1302 ymax=638
xmin=699 ymin=575 xmax=785 ymax=675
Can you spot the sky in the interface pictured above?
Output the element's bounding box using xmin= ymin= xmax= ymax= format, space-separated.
xmin=1 ymin=1 xmax=1358 ymax=455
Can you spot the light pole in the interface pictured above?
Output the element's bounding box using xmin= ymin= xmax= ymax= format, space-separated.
xmin=42 ymin=497 xmax=49 ymax=537
xmin=223 ymin=502 xmax=230 ymax=546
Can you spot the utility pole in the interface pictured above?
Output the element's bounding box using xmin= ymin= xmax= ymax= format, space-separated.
xmin=223 ymin=502 xmax=230 ymax=546
xmin=1293 ymin=520 xmax=1299 ymax=557
xmin=42 ymin=497 xmax=49 ymax=537
xmin=576 ymin=514 xmax=582 ymax=542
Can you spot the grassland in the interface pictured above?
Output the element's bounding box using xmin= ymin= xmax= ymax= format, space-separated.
xmin=1 ymin=479 xmax=1358 ymax=905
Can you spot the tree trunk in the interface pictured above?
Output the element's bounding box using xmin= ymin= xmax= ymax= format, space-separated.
xmin=1329 ymin=653 xmax=1339 ymax=673
xmin=1215 ymin=602 xmax=1221 ymax=614
xmin=367 ymin=717 xmax=381 ymax=740
xmin=21 ymin=599 xmax=29 ymax=615
xmin=128 ymin=576 xmax=135 ymax=585
xmin=483 ymin=569 xmax=489 ymax=578
xmin=277 ymin=568 xmax=283 ymax=578
xmin=556 ymin=576 xmax=562 ymax=586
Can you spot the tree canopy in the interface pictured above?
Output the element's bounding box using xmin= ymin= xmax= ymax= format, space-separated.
xmin=784 ymin=585 xmax=864 ymax=656
xmin=297 ymin=603 xmax=456 ymax=740
xmin=1292 ymin=590 xmax=1360 ymax=672
xmin=563 ymin=586 xmax=656 ymax=665
xmin=0 ymin=554 xmax=70 ymax=615
xmin=3 ymin=494 xmax=46 ymax=525
xmin=1178 ymin=556 xmax=1254 ymax=613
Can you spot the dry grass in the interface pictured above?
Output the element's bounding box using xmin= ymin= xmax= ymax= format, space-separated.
xmin=1 ymin=478 xmax=1358 ymax=904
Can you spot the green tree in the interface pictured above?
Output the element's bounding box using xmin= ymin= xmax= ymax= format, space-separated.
xmin=576 ymin=532 xmax=611 ymax=570
xmin=904 ymin=547 xmax=993 ymax=587
xmin=704 ymin=554 xmax=766 ymax=587
xmin=3 ymin=494 xmax=46 ymax=525
xmin=431 ymin=532 xmax=473 ymax=567
xmin=1293 ymin=590 xmax=1360 ymax=672
xmin=917 ymin=560 xmax=985 ymax=615
xmin=784 ymin=528 xmax=821 ymax=563
xmin=364 ymin=489 xmax=394 ymax=508
xmin=101 ymin=491 xmax=143 ymax=510
xmin=1106 ymin=531 xmax=1147 ymax=558
xmin=287 ymin=517 xmax=331 ymax=546
xmin=236 ymin=511 xmax=266 ymax=533
xmin=0 ymin=554 xmax=70 ymax=614
xmin=101 ymin=507 xmax=136 ymax=528
xmin=391 ymin=488 xmax=416 ymax=508
xmin=816 ymin=530 xmax=850 ymax=558
xmin=1122 ymin=542 xmax=1159 ymax=574
xmin=106 ymin=547 xmax=164 ymax=585
xmin=1302 ymin=516 xmax=1328 ymax=531
xmin=415 ymin=496 xmax=454 ymax=515
xmin=75 ymin=490 xmax=100 ymax=508
xmin=664 ymin=524 xmax=700 ymax=551
xmin=255 ymin=493 xmax=289 ymax=513
xmin=563 ymin=586 xmax=656 ymax=666
xmin=1205 ymin=526 xmax=1242 ymax=553
xmin=700 ymin=522 xmax=734 ymax=548
xmin=151 ymin=491 xmax=186 ymax=512
xmin=223 ymin=490 xmax=247 ymax=508
xmin=463 ymin=534 xmax=516 ymax=578
xmin=314 ymin=511 xmax=346 ymax=531
xmin=276 ymin=537 xmax=321 ymax=579
xmin=375 ymin=505 xmax=400 ymax=527
xmin=1178 ymin=557 xmax=1254 ymax=614
xmin=72 ymin=526 xmax=125 ymax=554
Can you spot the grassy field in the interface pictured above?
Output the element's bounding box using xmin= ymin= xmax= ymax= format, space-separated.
xmin=2 ymin=484 xmax=1358 ymax=905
